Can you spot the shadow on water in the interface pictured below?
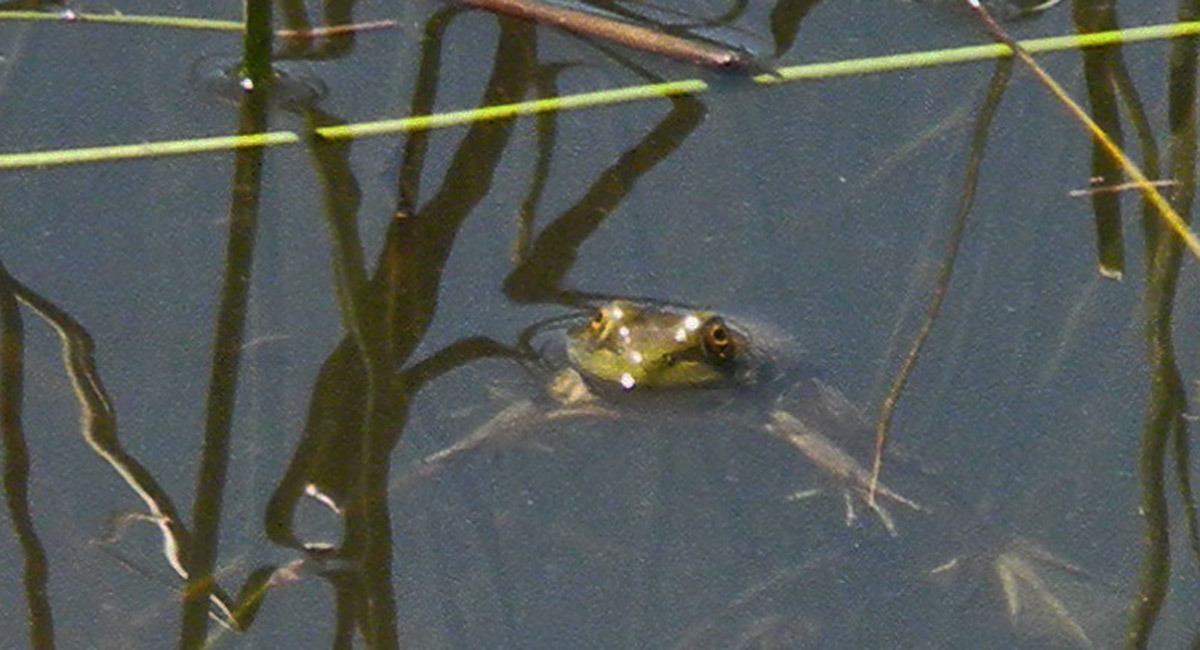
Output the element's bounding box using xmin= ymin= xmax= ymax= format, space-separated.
xmin=2 ymin=0 xmax=1200 ymax=647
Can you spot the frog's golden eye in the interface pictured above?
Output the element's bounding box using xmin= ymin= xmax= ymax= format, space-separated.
xmin=589 ymin=309 xmax=606 ymax=332
xmin=703 ymin=319 xmax=735 ymax=359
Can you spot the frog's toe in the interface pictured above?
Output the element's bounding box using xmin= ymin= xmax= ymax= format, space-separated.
xmin=783 ymin=488 xmax=824 ymax=502
xmin=783 ymin=487 xmax=864 ymax=529
xmin=994 ymin=544 xmax=1097 ymax=648
xmin=837 ymin=487 xmax=901 ymax=535
xmin=784 ymin=486 xmax=900 ymax=535
xmin=861 ymin=493 xmax=899 ymax=536
xmin=843 ymin=491 xmax=859 ymax=528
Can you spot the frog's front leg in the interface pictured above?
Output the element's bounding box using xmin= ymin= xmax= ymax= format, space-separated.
xmin=392 ymin=398 xmax=619 ymax=494
xmin=767 ymin=411 xmax=921 ymax=536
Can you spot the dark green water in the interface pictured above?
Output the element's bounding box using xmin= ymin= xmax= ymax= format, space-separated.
xmin=0 ymin=0 xmax=1197 ymax=647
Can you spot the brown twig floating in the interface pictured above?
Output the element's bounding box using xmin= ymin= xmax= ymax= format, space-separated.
xmin=455 ymin=0 xmax=770 ymax=73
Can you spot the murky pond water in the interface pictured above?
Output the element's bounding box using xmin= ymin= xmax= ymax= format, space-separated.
xmin=0 ymin=0 xmax=1197 ymax=647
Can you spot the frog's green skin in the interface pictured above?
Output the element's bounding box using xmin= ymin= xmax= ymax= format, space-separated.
xmin=403 ymin=299 xmax=1099 ymax=647
xmin=545 ymin=299 xmax=789 ymax=408
xmin=565 ymin=300 xmax=748 ymax=390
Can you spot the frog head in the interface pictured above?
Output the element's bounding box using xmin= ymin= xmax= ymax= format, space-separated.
xmin=565 ymin=300 xmax=752 ymax=390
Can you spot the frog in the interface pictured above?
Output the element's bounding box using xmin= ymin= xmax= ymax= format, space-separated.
xmin=397 ymin=298 xmax=1108 ymax=647
xmin=398 ymin=299 xmax=914 ymax=531
xmin=550 ymin=299 xmax=922 ymax=532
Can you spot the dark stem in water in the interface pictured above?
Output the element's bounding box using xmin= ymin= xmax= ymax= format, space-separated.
xmin=178 ymin=2 xmax=273 ymax=643
xmin=0 ymin=263 xmax=55 ymax=650
xmin=868 ymin=57 xmax=1012 ymax=504
xmin=241 ymin=0 xmax=274 ymax=84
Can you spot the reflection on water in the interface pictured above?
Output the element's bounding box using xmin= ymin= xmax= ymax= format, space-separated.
xmin=0 ymin=0 xmax=1197 ymax=647
xmin=189 ymin=54 xmax=329 ymax=113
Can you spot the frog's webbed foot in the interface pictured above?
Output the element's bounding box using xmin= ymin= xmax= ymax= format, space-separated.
xmin=925 ymin=538 xmax=1112 ymax=648
xmin=768 ymin=411 xmax=921 ymax=536
xmin=992 ymin=540 xmax=1104 ymax=648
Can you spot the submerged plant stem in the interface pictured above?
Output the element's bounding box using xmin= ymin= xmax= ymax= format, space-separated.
xmin=868 ymin=58 xmax=1012 ymax=506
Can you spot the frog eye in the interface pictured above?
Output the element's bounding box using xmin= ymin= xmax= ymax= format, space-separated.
xmin=589 ymin=309 xmax=606 ymax=332
xmin=703 ymin=319 xmax=735 ymax=359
